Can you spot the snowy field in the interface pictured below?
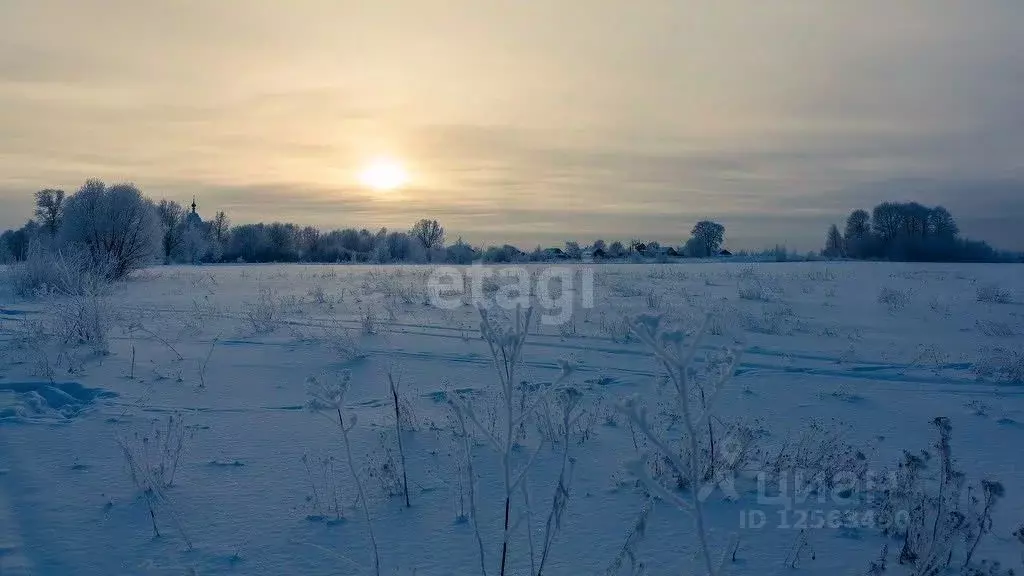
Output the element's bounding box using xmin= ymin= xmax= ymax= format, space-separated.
xmin=1 ymin=262 xmax=1022 ymax=575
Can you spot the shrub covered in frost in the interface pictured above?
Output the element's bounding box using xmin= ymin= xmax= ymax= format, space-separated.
xmin=976 ymin=283 xmax=1014 ymax=304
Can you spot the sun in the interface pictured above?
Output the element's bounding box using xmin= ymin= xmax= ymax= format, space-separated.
xmin=358 ymin=158 xmax=409 ymax=191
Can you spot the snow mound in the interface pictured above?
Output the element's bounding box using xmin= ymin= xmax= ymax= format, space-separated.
xmin=0 ymin=381 xmax=116 ymax=423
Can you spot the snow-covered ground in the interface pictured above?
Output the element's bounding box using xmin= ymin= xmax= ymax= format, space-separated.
xmin=1 ymin=262 xmax=1022 ymax=575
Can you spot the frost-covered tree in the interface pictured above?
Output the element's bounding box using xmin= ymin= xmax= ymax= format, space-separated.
xmin=297 ymin=226 xmax=321 ymax=261
xmin=225 ymin=224 xmax=265 ymax=262
xmin=157 ymin=200 xmax=186 ymax=264
xmin=221 ymin=222 xmax=302 ymax=262
xmin=33 ymin=188 xmax=65 ymax=236
xmin=844 ymin=209 xmax=871 ymax=240
xmin=592 ymin=239 xmax=606 ymax=252
xmin=608 ymin=240 xmax=625 ymax=258
xmin=372 ymin=230 xmax=426 ymax=263
xmin=838 ymin=202 xmax=997 ymax=261
xmin=208 ymin=210 xmax=230 ymax=258
xmin=481 ymin=244 xmax=524 ymax=263
xmin=689 ymin=220 xmax=725 ymax=258
xmin=60 ymin=179 xmax=161 ymax=279
xmin=267 ymin=222 xmax=301 ymax=261
xmin=867 ymin=202 xmax=968 ymax=260
xmin=528 ymin=246 xmax=546 ymax=261
xmin=211 ymin=211 xmax=230 ymax=243
xmin=204 ymin=227 xmax=223 ymax=262
xmin=0 ymin=236 xmax=12 ymax=263
xmin=180 ymin=223 xmax=210 ymax=264
xmin=0 ymin=221 xmax=38 ymax=262
xmin=446 ymin=237 xmax=478 ymax=264
xmin=336 ymin=228 xmax=359 ymax=253
xmin=843 ymin=209 xmax=871 ymax=259
xmin=872 ymin=202 xmax=903 ymax=243
xmin=904 ymin=202 xmax=932 ymax=238
xmin=823 ymin=224 xmax=845 ymax=258
xmin=564 ymin=241 xmax=582 ymax=259
xmin=928 ymin=206 xmax=959 ymax=240
xmin=410 ymin=219 xmax=445 ymax=257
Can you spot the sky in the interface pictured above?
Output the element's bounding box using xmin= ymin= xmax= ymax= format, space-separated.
xmin=1 ymin=1 xmax=1023 ymax=251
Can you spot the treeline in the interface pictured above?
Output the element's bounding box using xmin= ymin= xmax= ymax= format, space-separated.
xmin=175 ymin=216 xmax=729 ymax=265
xmin=822 ymin=202 xmax=1015 ymax=263
xmin=1 ymin=179 xmax=736 ymax=269
xmin=1 ymin=180 xmax=1018 ymax=276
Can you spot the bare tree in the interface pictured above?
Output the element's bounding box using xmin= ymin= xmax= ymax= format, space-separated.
xmin=410 ymin=219 xmax=445 ymax=257
xmin=844 ymin=209 xmax=870 ymax=240
xmin=928 ymin=206 xmax=959 ymax=239
xmin=842 ymin=202 xmax=977 ymax=261
xmin=211 ymin=211 xmax=230 ymax=244
xmin=872 ymin=202 xmax=903 ymax=243
xmin=690 ymin=220 xmax=725 ymax=258
xmin=34 ymin=188 xmax=65 ymax=235
xmin=157 ymin=200 xmax=186 ymax=264
xmin=843 ymin=209 xmax=871 ymax=258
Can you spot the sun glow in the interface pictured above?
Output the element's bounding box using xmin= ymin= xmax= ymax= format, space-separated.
xmin=358 ymin=157 xmax=409 ymax=191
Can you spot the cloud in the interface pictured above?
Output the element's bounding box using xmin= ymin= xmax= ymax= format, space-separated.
xmin=1 ymin=0 xmax=1023 ymax=250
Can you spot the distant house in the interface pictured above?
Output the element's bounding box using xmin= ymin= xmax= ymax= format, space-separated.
xmin=665 ymin=247 xmax=679 ymax=257
xmin=719 ymin=249 xmax=733 ymax=257
xmin=543 ymin=247 xmax=568 ymax=259
xmin=633 ymin=242 xmax=647 ymax=254
xmin=591 ymin=248 xmax=607 ymax=259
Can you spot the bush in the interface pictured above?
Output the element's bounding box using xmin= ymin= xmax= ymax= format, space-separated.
xmin=878 ymin=286 xmax=911 ymax=312
xmin=52 ymin=291 xmax=111 ymax=350
xmin=737 ymin=269 xmax=781 ymax=301
xmin=242 ymin=287 xmax=282 ymax=334
xmin=977 ymin=283 xmax=1014 ymax=304
xmin=976 ymin=320 xmax=1015 ymax=338
xmin=7 ymin=241 xmax=60 ymax=297
xmin=973 ymin=348 xmax=1024 ymax=384
xmin=6 ymin=240 xmax=112 ymax=298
